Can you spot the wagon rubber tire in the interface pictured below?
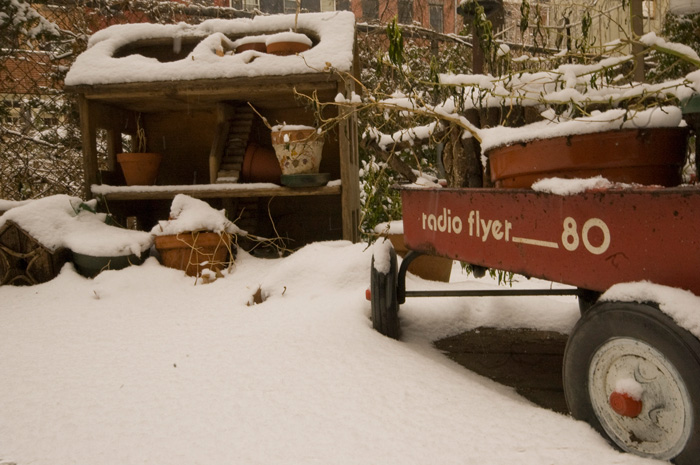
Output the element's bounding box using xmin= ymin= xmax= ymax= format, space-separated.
xmin=370 ymin=245 xmax=400 ymax=339
xmin=563 ymin=301 xmax=700 ymax=464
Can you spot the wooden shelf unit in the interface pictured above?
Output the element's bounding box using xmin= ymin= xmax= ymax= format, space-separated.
xmin=68 ymin=72 xmax=360 ymax=246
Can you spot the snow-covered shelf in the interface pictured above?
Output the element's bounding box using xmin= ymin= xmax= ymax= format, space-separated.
xmin=64 ymin=12 xmax=356 ymax=87
xmin=66 ymin=12 xmax=360 ymax=245
xmin=91 ymin=183 xmax=341 ymax=200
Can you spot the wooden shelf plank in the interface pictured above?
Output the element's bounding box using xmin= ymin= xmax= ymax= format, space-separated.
xmin=91 ymin=183 xmax=341 ymax=200
xmin=67 ymin=74 xmax=342 ymax=112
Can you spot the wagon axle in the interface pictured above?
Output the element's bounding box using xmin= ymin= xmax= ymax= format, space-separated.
xmin=364 ymin=250 xmax=585 ymax=303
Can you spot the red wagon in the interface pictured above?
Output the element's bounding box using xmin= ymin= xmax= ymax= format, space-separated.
xmin=370 ymin=185 xmax=700 ymax=464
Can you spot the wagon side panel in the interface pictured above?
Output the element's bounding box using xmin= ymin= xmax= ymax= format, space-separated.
xmin=400 ymin=188 xmax=700 ymax=295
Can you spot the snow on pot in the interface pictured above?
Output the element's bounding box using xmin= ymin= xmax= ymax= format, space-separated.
xmin=0 ymin=196 xmax=153 ymax=282
xmin=483 ymin=106 xmax=689 ymax=189
xmin=233 ymin=35 xmax=268 ymax=54
xmin=63 ymin=202 xmax=153 ymax=278
xmin=265 ymin=31 xmax=312 ymax=56
xmin=270 ymin=124 xmax=324 ymax=176
xmin=670 ymin=0 xmax=700 ymax=15
xmin=152 ymin=194 xmax=245 ymax=279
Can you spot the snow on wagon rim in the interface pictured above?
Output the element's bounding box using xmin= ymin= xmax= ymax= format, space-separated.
xmin=479 ymin=105 xmax=684 ymax=154
xmin=64 ymin=11 xmax=356 ymax=86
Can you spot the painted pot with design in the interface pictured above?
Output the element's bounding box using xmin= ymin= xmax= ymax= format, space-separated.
xmin=270 ymin=125 xmax=324 ymax=175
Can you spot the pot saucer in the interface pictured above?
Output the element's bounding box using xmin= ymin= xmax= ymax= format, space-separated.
xmin=280 ymin=173 xmax=331 ymax=187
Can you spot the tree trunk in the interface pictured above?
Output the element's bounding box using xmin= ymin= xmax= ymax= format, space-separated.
xmin=442 ymin=109 xmax=483 ymax=188
xmin=363 ymin=139 xmax=417 ymax=183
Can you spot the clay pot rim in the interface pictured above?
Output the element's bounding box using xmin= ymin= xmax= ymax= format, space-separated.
xmin=270 ymin=128 xmax=318 ymax=145
xmin=235 ymin=41 xmax=267 ymax=53
xmin=489 ymin=126 xmax=688 ymax=164
xmin=488 ymin=126 xmax=689 ymax=188
xmin=487 ymin=127 xmax=688 ymax=156
xmin=264 ymin=31 xmax=312 ymax=47
xmin=117 ymin=152 xmax=163 ymax=160
xmin=265 ymin=40 xmax=311 ymax=56
xmin=154 ymin=231 xmax=231 ymax=250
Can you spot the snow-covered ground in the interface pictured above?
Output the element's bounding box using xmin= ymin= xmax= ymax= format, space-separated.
xmin=0 ymin=237 xmax=665 ymax=465
xmin=7 ymin=4 xmax=700 ymax=462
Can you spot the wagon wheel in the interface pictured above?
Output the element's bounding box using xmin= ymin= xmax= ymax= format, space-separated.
xmin=370 ymin=244 xmax=400 ymax=339
xmin=563 ymin=301 xmax=700 ymax=463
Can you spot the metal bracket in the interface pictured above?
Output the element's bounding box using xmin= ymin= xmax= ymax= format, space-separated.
xmin=397 ymin=250 xmax=422 ymax=304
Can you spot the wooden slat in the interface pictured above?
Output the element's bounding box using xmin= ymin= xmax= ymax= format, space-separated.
xmin=66 ymin=75 xmax=341 ymax=112
xmin=78 ymin=95 xmax=98 ymax=199
xmin=337 ymin=83 xmax=360 ymax=243
xmin=66 ymin=73 xmax=340 ymax=97
xmin=92 ymin=184 xmax=341 ymax=200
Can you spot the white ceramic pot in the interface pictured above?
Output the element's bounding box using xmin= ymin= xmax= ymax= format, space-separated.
xmin=270 ymin=127 xmax=324 ymax=175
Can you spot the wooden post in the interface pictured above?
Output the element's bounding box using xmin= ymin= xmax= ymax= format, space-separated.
xmin=338 ymin=77 xmax=360 ymax=243
xmin=95 ymin=103 xmax=135 ymax=176
xmin=105 ymin=129 xmax=122 ymax=172
xmin=78 ymin=95 xmax=98 ymax=199
xmin=631 ymin=0 xmax=645 ymax=83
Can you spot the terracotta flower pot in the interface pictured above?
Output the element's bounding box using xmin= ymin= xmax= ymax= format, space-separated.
xmin=488 ymin=128 xmax=688 ymax=188
xmin=235 ymin=41 xmax=267 ymax=53
xmin=266 ymin=41 xmax=310 ymax=56
xmin=271 ymin=128 xmax=324 ymax=175
xmin=241 ymin=142 xmax=282 ymax=183
xmin=154 ymin=231 xmax=231 ymax=277
xmin=117 ymin=152 xmax=162 ymax=186
xmin=387 ymin=234 xmax=452 ymax=282
xmin=265 ymin=32 xmax=312 ymax=56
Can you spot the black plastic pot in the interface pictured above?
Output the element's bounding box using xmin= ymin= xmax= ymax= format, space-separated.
xmin=71 ymin=250 xmax=149 ymax=278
